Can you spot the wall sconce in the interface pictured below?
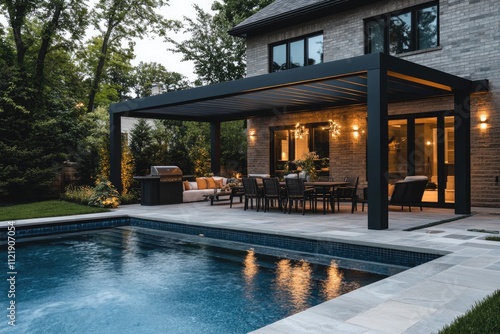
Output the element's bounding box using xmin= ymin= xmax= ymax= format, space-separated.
xmin=328 ymin=120 xmax=340 ymax=137
xmin=426 ymin=140 xmax=432 ymax=146
xmin=294 ymin=122 xmax=309 ymax=139
xmin=479 ymin=115 xmax=488 ymax=130
xmin=352 ymin=125 xmax=363 ymax=139
xmin=249 ymin=130 xmax=256 ymax=139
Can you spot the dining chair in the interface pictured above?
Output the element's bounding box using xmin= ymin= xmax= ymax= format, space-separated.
xmin=242 ymin=177 xmax=262 ymax=211
xmin=284 ymin=178 xmax=316 ymax=215
xmin=262 ymin=177 xmax=286 ymax=212
xmin=335 ymin=176 xmax=359 ymax=213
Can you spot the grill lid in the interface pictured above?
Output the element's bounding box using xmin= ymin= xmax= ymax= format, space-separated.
xmin=150 ymin=166 xmax=182 ymax=176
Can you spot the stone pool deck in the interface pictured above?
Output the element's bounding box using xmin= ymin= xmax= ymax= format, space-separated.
xmin=4 ymin=201 xmax=500 ymax=333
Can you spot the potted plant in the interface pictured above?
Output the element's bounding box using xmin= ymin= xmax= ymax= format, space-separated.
xmin=293 ymin=152 xmax=318 ymax=181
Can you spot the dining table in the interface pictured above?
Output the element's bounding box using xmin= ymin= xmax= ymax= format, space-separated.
xmin=307 ymin=181 xmax=349 ymax=214
xmin=280 ymin=180 xmax=349 ymax=214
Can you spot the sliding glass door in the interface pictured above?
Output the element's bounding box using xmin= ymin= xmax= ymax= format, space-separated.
xmin=388 ymin=113 xmax=454 ymax=206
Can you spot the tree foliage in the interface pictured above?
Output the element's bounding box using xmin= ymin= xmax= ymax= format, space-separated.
xmin=131 ymin=62 xmax=190 ymax=98
xmin=86 ymin=0 xmax=181 ymax=112
xmin=0 ymin=0 xmax=258 ymax=201
xmin=167 ymin=5 xmax=245 ymax=85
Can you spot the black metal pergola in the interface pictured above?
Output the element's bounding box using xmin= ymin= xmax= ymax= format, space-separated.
xmin=109 ymin=52 xmax=488 ymax=229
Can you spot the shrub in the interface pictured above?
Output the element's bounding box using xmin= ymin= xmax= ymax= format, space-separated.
xmin=61 ymin=185 xmax=94 ymax=205
xmin=88 ymin=180 xmax=120 ymax=208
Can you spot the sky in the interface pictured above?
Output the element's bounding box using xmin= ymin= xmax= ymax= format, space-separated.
xmin=132 ymin=0 xmax=214 ymax=81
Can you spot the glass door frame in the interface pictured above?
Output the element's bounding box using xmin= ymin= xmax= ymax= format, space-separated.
xmin=388 ymin=110 xmax=454 ymax=208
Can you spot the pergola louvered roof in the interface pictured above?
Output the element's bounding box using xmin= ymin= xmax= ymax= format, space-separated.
xmin=109 ymin=53 xmax=484 ymax=122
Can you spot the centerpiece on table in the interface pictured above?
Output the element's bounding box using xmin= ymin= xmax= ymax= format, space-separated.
xmin=293 ymin=152 xmax=319 ymax=181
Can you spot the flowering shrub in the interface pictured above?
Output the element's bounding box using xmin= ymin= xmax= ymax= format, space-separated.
xmin=88 ymin=180 xmax=120 ymax=208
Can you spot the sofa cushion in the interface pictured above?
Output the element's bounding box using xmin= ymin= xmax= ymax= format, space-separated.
xmin=206 ymin=177 xmax=217 ymax=189
xmin=188 ymin=181 xmax=198 ymax=190
xmin=212 ymin=176 xmax=227 ymax=188
xmin=388 ymin=183 xmax=395 ymax=196
xmin=196 ymin=178 xmax=207 ymax=189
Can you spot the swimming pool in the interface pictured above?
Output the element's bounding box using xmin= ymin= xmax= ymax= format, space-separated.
xmin=0 ymin=218 xmax=442 ymax=333
xmin=2 ymin=224 xmax=388 ymax=333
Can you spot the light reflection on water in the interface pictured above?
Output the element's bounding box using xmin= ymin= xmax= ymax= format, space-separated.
xmin=241 ymin=248 xmax=362 ymax=314
xmin=275 ymin=258 xmax=313 ymax=312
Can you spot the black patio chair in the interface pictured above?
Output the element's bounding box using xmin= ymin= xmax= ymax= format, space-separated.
xmin=335 ymin=176 xmax=359 ymax=213
xmin=284 ymin=178 xmax=316 ymax=215
xmin=242 ymin=177 xmax=263 ymax=211
xmin=262 ymin=177 xmax=286 ymax=212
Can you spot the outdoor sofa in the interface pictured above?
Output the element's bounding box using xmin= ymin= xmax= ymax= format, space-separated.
xmin=182 ymin=176 xmax=228 ymax=202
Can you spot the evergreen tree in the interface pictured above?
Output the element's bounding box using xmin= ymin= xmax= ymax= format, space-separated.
xmin=129 ymin=119 xmax=154 ymax=176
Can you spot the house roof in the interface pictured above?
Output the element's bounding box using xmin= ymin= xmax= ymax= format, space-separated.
xmin=229 ymin=0 xmax=380 ymax=37
xmin=109 ymin=53 xmax=487 ymax=123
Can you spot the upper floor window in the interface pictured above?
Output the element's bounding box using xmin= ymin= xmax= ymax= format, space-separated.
xmin=270 ymin=33 xmax=323 ymax=72
xmin=365 ymin=2 xmax=438 ymax=55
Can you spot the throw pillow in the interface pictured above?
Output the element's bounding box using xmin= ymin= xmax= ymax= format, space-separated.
xmin=183 ymin=180 xmax=191 ymax=191
xmin=196 ymin=178 xmax=207 ymax=190
xmin=206 ymin=177 xmax=217 ymax=189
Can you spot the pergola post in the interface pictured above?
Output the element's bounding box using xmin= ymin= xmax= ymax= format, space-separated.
xmin=210 ymin=121 xmax=221 ymax=176
xmin=367 ymin=68 xmax=389 ymax=230
xmin=454 ymin=90 xmax=471 ymax=214
xmin=109 ymin=112 xmax=122 ymax=193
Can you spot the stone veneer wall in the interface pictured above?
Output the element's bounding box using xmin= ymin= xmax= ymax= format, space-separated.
xmin=244 ymin=0 xmax=500 ymax=207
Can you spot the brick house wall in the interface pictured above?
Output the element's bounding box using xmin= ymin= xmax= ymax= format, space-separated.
xmin=245 ymin=0 xmax=500 ymax=207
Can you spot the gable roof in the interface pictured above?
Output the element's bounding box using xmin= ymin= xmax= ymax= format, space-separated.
xmin=229 ymin=0 xmax=379 ymax=37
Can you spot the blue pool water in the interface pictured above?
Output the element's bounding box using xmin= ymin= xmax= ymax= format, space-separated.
xmin=2 ymin=226 xmax=386 ymax=333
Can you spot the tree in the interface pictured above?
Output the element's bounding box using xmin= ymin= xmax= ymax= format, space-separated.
xmin=86 ymin=0 xmax=180 ymax=112
xmin=167 ymin=5 xmax=245 ymax=85
xmin=211 ymin=0 xmax=273 ymax=26
xmin=1 ymin=0 xmax=88 ymax=98
xmin=221 ymin=120 xmax=247 ymax=176
xmin=167 ymin=0 xmax=273 ymax=84
xmin=129 ymin=119 xmax=154 ymax=176
xmin=130 ymin=62 xmax=190 ymax=98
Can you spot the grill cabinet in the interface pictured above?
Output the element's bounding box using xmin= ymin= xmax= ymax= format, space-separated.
xmin=134 ymin=166 xmax=183 ymax=205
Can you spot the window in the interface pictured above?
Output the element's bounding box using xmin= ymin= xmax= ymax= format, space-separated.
xmin=270 ymin=33 xmax=323 ymax=72
xmin=271 ymin=123 xmax=330 ymax=177
xmin=365 ymin=2 xmax=438 ymax=55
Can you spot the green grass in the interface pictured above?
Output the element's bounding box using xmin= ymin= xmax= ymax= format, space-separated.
xmin=437 ymin=290 xmax=500 ymax=334
xmin=0 ymin=200 xmax=109 ymax=221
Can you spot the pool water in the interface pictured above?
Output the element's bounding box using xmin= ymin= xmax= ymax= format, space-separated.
xmin=2 ymin=227 xmax=386 ymax=333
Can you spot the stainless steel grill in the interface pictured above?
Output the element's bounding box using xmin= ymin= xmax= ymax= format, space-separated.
xmin=150 ymin=166 xmax=183 ymax=182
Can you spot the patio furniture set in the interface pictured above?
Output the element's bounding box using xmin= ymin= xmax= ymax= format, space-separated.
xmin=232 ymin=175 xmax=428 ymax=214
xmin=239 ymin=176 xmax=355 ymax=215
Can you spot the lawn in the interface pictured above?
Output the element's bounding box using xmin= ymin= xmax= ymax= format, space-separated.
xmin=437 ymin=290 xmax=500 ymax=333
xmin=0 ymin=200 xmax=109 ymax=221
